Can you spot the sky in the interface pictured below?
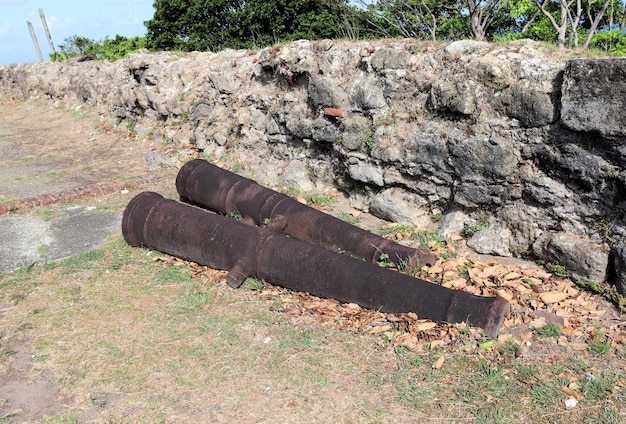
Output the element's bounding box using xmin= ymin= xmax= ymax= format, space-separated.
xmin=0 ymin=0 xmax=155 ymax=66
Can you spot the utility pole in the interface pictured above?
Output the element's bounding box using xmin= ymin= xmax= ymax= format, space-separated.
xmin=39 ymin=9 xmax=56 ymax=53
xmin=27 ymin=21 xmax=44 ymax=62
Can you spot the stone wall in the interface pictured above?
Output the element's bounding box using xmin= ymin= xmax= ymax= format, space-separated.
xmin=1 ymin=39 xmax=625 ymax=294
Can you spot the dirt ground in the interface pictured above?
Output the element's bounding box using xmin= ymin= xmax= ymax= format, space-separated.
xmin=0 ymin=99 xmax=151 ymax=200
xmin=0 ymin=98 xmax=174 ymax=422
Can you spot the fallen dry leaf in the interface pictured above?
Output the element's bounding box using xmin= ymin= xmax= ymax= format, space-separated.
xmin=430 ymin=340 xmax=443 ymax=349
xmin=503 ymin=272 xmax=523 ymax=280
xmin=432 ymin=355 xmax=445 ymax=369
xmin=415 ymin=321 xmax=437 ymax=332
xmin=181 ymin=235 xmax=625 ymax=358
xmin=540 ymin=291 xmax=570 ymax=303
xmin=394 ymin=333 xmax=421 ymax=349
xmin=369 ymin=324 xmax=392 ymax=334
xmin=428 ymin=265 xmax=443 ymax=274
xmin=557 ymin=386 xmax=580 ymax=399
xmin=570 ymin=343 xmax=588 ymax=351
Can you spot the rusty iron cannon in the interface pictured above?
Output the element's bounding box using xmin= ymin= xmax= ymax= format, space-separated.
xmin=122 ymin=192 xmax=509 ymax=336
xmin=175 ymin=159 xmax=435 ymax=270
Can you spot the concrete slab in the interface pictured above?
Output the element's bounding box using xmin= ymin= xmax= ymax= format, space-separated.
xmin=0 ymin=206 xmax=122 ymax=273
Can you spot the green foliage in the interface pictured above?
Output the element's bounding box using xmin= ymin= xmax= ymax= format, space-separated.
xmin=46 ymin=0 xmax=626 ymax=64
xmin=304 ymin=194 xmax=337 ymax=208
xmin=96 ymin=35 xmax=147 ymax=61
xmin=53 ymin=35 xmax=94 ymax=58
xmin=588 ymin=29 xmax=626 ymax=56
xmin=240 ymin=277 xmax=264 ymax=291
xmin=376 ymin=253 xmax=397 ymax=269
xmin=589 ymin=339 xmax=612 ymax=355
xmin=575 ymin=279 xmax=626 ymax=314
xmin=378 ymin=224 xmax=417 ymax=237
xmin=533 ymin=322 xmax=562 ymax=338
xmin=145 ymin=0 xmax=352 ymax=52
xmin=50 ymin=34 xmax=146 ymax=62
xmin=496 ymin=21 xmax=558 ymax=43
xmin=500 ymin=338 xmax=523 ymax=357
xmin=496 ymin=0 xmax=558 ymax=43
xmin=537 ymin=260 xmax=570 ymax=278
xmin=355 ymin=0 xmax=470 ymax=41
xmin=461 ymin=221 xmax=488 ymax=238
xmin=581 ymin=372 xmax=619 ymax=401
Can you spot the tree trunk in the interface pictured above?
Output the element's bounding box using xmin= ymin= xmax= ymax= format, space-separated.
xmin=582 ymin=0 xmax=612 ymax=49
xmin=536 ymin=0 xmax=569 ymax=48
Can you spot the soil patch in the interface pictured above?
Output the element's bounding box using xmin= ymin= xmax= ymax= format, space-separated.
xmin=0 ymin=98 xmax=171 ymax=422
xmin=0 ymin=99 xmax=148 ymax=201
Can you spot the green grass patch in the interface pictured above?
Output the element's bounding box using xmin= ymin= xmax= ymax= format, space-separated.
xmin=533 ymin=322 xmax=562 ymax=338
xmin=304 ymin=194 xmax=337 ymax=208
xmin=461 ymin=221 xmax=489 ymax=238
xmin=156 ymin=266 xmax=193 ymax=284
xmin=378 ymin=224 xmax=444 ymax=250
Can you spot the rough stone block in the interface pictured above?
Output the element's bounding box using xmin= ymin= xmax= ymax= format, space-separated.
xmin=369 ymin=187 xmax=427 ymax=226
xmin=561 ymin=58 xmax=626 ymax=137
xmin=467 ymin=219 xmax=513 ymax=257
xmin=532 ymin=231 xmax=610 ymax=283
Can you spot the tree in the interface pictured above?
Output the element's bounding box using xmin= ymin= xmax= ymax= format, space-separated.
xmin=534 ymin=0 xmax=571 ymax=47
xmin=352 ymin=0 xmax=518 ymax=42
xmin=533 ymin=0 xmax=611 ymax=48
xmin=351 ymin=0 xmax=470 ymax=41
xmin=50 ymin=35 xmax=146 ymax=62
xmin=233 ymin=0 xmax=351 ymax=48
xmin=580 ymin=0 xmax=612 ymax=48
xmin=145 ymin=0 xmax=351 ymax=52
xmin=465 ymin=0 xmax=510 ymax=40
xmin=145 ymin=0 xmax=244 ymax=52
xmin=56 ymin=35 xmax=95 ymax=58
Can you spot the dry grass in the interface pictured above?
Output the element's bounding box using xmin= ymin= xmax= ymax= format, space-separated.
xmin=1 ymin=236 xmax=422 ymax=422
xmin=1 ymin=216 xmax=625 ymax=423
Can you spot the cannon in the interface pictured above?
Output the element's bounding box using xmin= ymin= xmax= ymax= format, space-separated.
xmin=122 ymin=192 xmax=509 ymax=336
xmin=176 ymin=159 xmax=435 ymax=270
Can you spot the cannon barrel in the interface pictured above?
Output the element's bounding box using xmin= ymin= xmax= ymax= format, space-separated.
xmin=176 ymin=159 xmax=435 ymax=269
xmin=122 ymin=192 xmax=509 ymax=336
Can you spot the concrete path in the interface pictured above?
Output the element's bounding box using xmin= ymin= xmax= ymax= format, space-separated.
xmin=0 ymin=99 xmax=175 ymax=274
xmin=0 ymin=206 xmax=123 ymax=273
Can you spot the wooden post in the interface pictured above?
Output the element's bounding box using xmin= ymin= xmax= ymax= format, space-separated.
xmin=39 ymin=9 xmax=56 ymax=53
xmin=27 ymin=21 xmax=44 ymax=62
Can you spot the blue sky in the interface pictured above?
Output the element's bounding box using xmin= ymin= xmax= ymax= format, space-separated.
xmin=0 ymin=0 xmax=155 ymax=66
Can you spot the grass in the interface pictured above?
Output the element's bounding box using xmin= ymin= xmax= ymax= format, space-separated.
xmin=534 ymin=321 xmax=563 ymax=337
xmin=378 ymin=224 xmax=445 ymax=250
xmin=461 ymin=220 xmax=489 ymax=237
xmin=335 ymin=210 xmax=363 ymax=225
xmin=304 ymin=194 xmax=337 ymax=208
xmin=0 ymin=347 xmax=16 ymax=365
xmin=0 ymin=160 xmax=118 ymax=185
xmin=0 ymin=232 xmax=625 ymax=422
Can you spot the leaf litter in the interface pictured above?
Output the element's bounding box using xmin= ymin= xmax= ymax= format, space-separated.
xmin=153 ymin=217 xmax=626 ymax=414
xmin=161 ymin=232 xmax=626 ymax=358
